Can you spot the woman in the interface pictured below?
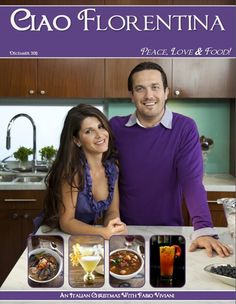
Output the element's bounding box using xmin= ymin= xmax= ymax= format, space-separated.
xmin=42 ymin=104 xmax=127 ymax=239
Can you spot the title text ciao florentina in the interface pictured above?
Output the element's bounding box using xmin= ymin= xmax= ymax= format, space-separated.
xmin=10 ymin=8 xmax=226 ymax=32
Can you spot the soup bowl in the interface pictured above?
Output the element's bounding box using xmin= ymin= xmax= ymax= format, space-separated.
xmin=109 ymin=248 xmax=144 ymax=280
xmin=28 ymin=248 xmax=63 ymax=283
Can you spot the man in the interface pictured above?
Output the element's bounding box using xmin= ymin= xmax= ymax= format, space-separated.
xmin=110 ymin=62 xmax=232 ymax=257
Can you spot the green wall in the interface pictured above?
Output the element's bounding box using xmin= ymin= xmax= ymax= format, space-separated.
xmin=108 ymin=99 xmax=230 ymax=174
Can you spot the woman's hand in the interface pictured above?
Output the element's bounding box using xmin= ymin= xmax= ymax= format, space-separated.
xmin=189 ymin=236 xmax=233 ymax=257
xmin=102 ymin=217 xmax=128 ymax=239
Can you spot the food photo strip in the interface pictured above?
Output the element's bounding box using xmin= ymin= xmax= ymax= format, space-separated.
xmin=150 ymin=235 xmax=185 ymax=288
xmin=27 ymin=235 xmax=64 ymax=288
xmin=69 ymin=235 xmax=104 ymax=288
xmin=26 ymin=232 xmax=236 ymax=290
xmin=109 ymin=235 xmax=145 ymax=288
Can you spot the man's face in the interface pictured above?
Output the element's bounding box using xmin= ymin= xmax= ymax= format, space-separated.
xmin=130 ymin=69 xmax=169 ymax=126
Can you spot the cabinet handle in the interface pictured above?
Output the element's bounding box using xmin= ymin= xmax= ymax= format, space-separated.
xmin=12 ymin=213 xmax=19 ymax=219
xmin=40 ymin=90 xmax=46 ymax=95
xmin=28 ymin=89 xmax=35 ymax=95
xmin=174 ymin=89 xmax=181 ymax=96
xmin=4 ymin=198 xmax=37 ymax=203
xmin=23 ymin=213 xmax=29 ymax=219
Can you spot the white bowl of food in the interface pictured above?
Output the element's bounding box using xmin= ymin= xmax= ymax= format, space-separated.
xmin=28 ymin=248 xmax=62 ymax=283
xmin=109 ymin=248 xmax=144 ymax=280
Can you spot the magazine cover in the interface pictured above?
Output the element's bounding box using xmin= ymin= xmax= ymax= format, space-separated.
xmin=0 ymin=1 xmax=235 ymax=304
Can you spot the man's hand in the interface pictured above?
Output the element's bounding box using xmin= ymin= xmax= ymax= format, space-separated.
xmin=189 ymin=236 xmax=233 ymax=257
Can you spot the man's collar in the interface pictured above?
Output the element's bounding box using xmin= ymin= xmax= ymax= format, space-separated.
xmin=125 ymin=106 xmax=173 ymax=129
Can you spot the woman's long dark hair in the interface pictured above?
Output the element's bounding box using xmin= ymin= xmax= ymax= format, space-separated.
xmin=43 ymin=104 xmax=117 ymax=229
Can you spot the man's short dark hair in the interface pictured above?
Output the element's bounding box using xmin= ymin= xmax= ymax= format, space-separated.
xmin=128 ymin=62 xmax=168 ymax=92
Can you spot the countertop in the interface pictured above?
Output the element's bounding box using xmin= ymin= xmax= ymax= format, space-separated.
xmin=1 ymin=172 xmax=235 ymax=192
xmin=1 ymin=226 xmax=235 ymax=304
xmin=203 ymin=174 xmax=236 ymax=192
xmin=0 ymin=171 xmax=46 ymax=190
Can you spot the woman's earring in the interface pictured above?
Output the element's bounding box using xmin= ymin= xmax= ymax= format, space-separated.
xmin=77 ymin=143 xmax=81 ymax=148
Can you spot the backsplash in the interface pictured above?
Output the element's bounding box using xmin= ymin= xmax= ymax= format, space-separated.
xmin=108 ymin=99 xmax=231 ymax=174
xmin=0 ymin=100 xmax=104 ymax=161
xmin=0 ymin=99 xmax=231 ymax=174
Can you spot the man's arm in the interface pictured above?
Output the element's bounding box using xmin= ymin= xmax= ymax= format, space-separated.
xmin=177 ymin=119 xmax=232 ymax=256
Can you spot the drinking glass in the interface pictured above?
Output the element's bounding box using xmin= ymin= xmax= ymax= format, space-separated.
xmin=159 ymin=245 xmax=181 ymax=283
xmin=79 ymin=246 xmax=101 ymax=284
xmin=124 ymin=235 xmax=135 ymax=248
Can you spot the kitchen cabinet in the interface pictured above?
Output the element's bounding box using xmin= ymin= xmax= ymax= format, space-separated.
xmin=172 ymin=59 xmax=235 ymax=98
xmin=0 ymin=59 xmax=104 ymax=98
xmin=0 ymin=58 xmax=234 ymax=98
xmin=173 ymin=0 xmax=235 ymax=4
xmin=105 ymin=0 xmax=172 ymax=4
xmin=0 ymin=190 xmax=45 ymax=286
xmin=207 ymin=191 xmax=235 ymax=227
xmin=0 ymin=0 xmax=104 ymax=4
xmin=183 ymin=191 xmax=235 ymax=227
xmin=37 ymin=59 xmax=104 ymax=98
xmin=0 ymin=60 xmax=37 ymax=98
xmin=105 ymin=58 xmax=235 ymax=98
xmin=2 ymin=0 xmax=234 ymax=4
xmin=105 ymin=59 xmax=172 ymax=98
xmin=105 ymin=0 xmax=234 ymax=4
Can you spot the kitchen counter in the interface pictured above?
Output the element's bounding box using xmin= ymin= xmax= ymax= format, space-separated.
xmin=203 ymin=174 xmax=236 ymax=192
xmin=0 ymin=172 xmax=235 ymax=192
xmin=1 ymin=226 xmax=235 ymax=304
xmin=0 ymin=171 xmax=46 ymax=190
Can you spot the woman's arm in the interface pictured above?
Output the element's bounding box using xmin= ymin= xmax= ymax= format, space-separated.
xmin=103 ymin=179 xmax=121 ymax=226
xmin=59 ymin=179 xmax=126 ymax=239
xmin=103 ymin=179 xmax=127 ymax=235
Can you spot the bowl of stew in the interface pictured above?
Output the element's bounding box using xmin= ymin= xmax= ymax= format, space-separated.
xmin=28 ymin=248 xmax=62 ymax=283
xmin=109 ymin=249 xmax=144 ymax=280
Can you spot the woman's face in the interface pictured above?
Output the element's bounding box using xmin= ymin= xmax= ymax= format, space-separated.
xmin=75 ymin=116 xmax=109 ymax=155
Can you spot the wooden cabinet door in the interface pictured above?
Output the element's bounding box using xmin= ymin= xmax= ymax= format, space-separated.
xmin=0 ymin=59 xmax=37 ymax=97
xmin=21 ymin=209 xmax=41 ymax=251
xmin=173 ymin=0 xmax=235 ymax=4
xmin=0 ymin=209 xmax=41 ymax=286
xmin=0 ymin=0 xmax=104 ymax=4
xmin=208 ymin=202 xmax=227 ymax=227
xmin=0 ymin=190 xmax=44 ymax=286
xmin=0 ymin=209 xmax=23 ymax=286
xmin=185 ymin=203 xmax=227 ymax=227
xmin=207 ymin=191 xmax=235 ymax=227
xmin=172 ymin=59 xmax=235 ymax=98
xmin=3 ymin=0 xmax=234 ymax=4
xmin=38 ymin=59 xmax=105 ymax=98
xmin=105 ymin=0 xmax=172 ymax=4
xmin=105 ymin=59 xmax=172 ymax=98
xmin=182 ymin=191 xmax=235 ymax=227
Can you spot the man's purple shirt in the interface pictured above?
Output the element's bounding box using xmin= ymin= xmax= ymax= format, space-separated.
xmin=110 ymin=108 xmax=217 ymax=239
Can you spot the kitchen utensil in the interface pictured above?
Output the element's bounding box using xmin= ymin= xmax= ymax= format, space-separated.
xmin=50 ymin=242 xmax=63 ymax=257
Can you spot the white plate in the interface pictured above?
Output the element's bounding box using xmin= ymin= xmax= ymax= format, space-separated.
xmin=95 ymin=264 xmax=104 ymax=275
xmin=204 ymin=263 xmax=236 ymax=287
